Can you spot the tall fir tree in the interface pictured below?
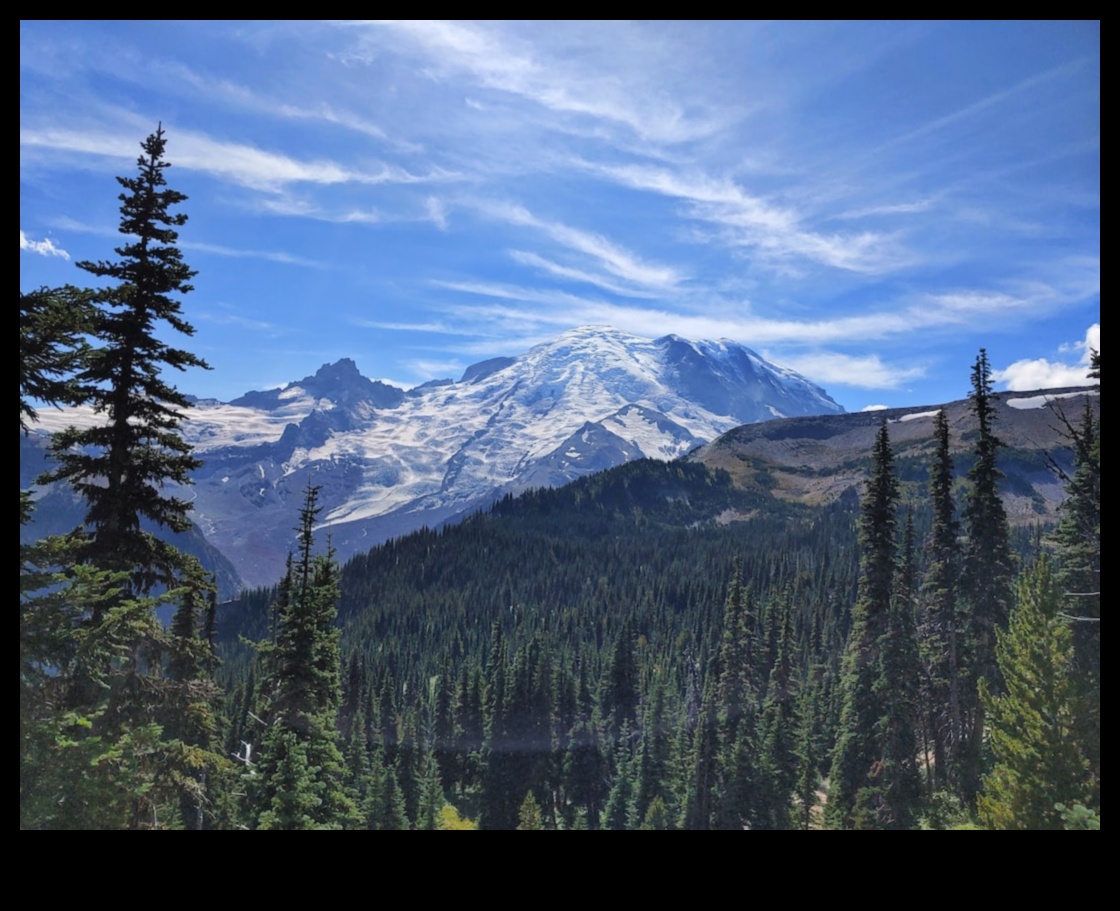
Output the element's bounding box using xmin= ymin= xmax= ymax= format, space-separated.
xmin=22 ymin=128 xmax=223 ymax=828
xmin=756 ymin=592 xmax=798 ymax=829
xmin=875 ymin=510 xmax=922 ymax=828
xmin=250 ymin=480 xmax=357 ymax=829
xmin=711 ymin=571 xmax=760 ymax=829
xmin=918 ymin=409 xmax=964 ymax=796
xmin=961 ymin=348 xmax=1014 ymax=803
xmin=41 ymin=124 xmax=209 ymax=596
xmin=828 ymin=419 xmax=913 ymax=828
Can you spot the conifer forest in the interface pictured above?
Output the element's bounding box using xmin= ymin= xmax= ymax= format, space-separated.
xmin=20 ymin=129 xmax=1101 ymax=829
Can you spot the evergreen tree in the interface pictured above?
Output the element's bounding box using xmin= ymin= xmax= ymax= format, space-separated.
xmin=875 ymin=511 xmax=922 ymax=828
xmin=918 ymin=409 xmax=964 ymax=796
xmin=22 ymin=128 xmax=223 ymax=829
xmin=162 ymin=568 xmax=226 ymax=829
xmin=250 ymin=481 xmax=357 ymax=829
xmin=756 ymin=592 xmax=798 ymax=829
xmin=682 ymin=669 xmax=720 ymax=830
xmin=978 ymin=558 xmax=1091 ymax=829
xmin=961 ymin=348 xmax=1014 ymax=802
xmin=19 ymin=285 xmax=93 ymax=434
xmin=1049 ymin=397 xmax=1100 ymax=801
xmin=517 ymin=791 xmax=544 ymax=830
xmin=711 ymin=570 xmax=760 ymax=829
xmin=41 ymin=125 xmax=209 ymax=596
xmin=828 ymin=419 xmax=908 ymax=828
xmin=793 ymin=665 xmax=824 ymax=830
xmin=415 ymin=675 xmax=448 ymax=830
xmin=601 ymin=726 xmax=635 ymax=830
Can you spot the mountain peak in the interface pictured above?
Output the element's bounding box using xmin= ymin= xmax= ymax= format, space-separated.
xmin=306 ymin=357 xmax=364 ymax=388
xmin=229 ymin=357 xmax=404 ymax=412
xmin=163 ymin=325 xmax=843 ymax=585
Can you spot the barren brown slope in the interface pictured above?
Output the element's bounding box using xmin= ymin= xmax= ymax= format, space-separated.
xmin=690 ymin=387 xmax=1098 ymax=524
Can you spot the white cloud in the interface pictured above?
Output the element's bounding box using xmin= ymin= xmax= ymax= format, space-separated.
xmin=836 ymin=198 xmax=938 ymax=220
xmin=766 ymin=352 xmax=925 ymax=390
xmin=994 ymin=323 xmax=1100 ymax=391
xmin=595 ymin=164 xmax=909 ymax=274
xmin=994 ymin=359 xmax=1094 ymax=391
xmin=436 ymin=277 xmax=1049 ymax=348
xmin=353 ymin=20 xmax=720 ymax=145
xmin=20 ymin=125 xmax=451 ymax=193
xmin=425 ymin=197 xmax=449 ymax=231
xmin=20 ymin=229 xmax=69 ymax=259
xmin=862 ymin=404 xmax=889 ymax=412
xmin=405 ymin=358 xmax=465 ymax=381
xmin=485 ymin=202 xmax=682 ymax=291
xmin=508 ymin=251 xmax=659 ymax=298
xmin=350 ymin=319 xmax=462 ymax=334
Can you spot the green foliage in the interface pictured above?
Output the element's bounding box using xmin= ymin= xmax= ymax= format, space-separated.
xmin=249 ymin=481 xmax=357 ymax=829
xmin=828 ymin=420 xmax=920 ymax=828
xmin=639 ymin=795 xmax=670 ymax=830
xmin=978 ymin=558 xmax=1091 ymax=829
xmin=963 ymin=350 xmax=1014 ymax=686
xmin=19 ymin=285 xmax=94 ymax=432
xmin=517 ymin=791 xmax=544 ymax=830
xmin=21 ymin=540 xmax=226 ymax=828
xmin=40 ymin=125 xmax=209 ymax=595
xmin=1056 ymin=802 xmax=1099 ymax=830
xmin=918 ymin=409 xmax=965 ymax=797
xmin=959 ymin=349 xmax=1015 ymax=803
xmin=873 ymin=511 xmax=922 ymax=828
xmin=1048 ymin=398 xmax=1100 ymax=799
xmin=439 ymin=803 xmax=478 ymax=830
xmin=22 ymin=129 xmax=232 ymax=829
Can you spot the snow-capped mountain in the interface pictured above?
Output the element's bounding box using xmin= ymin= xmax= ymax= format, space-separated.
xmin=29 ymin=326 xmax=843 ymax=586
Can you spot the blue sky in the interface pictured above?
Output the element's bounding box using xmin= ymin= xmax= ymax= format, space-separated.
xmin=20 ymin=21 xmax=1099 ymax=411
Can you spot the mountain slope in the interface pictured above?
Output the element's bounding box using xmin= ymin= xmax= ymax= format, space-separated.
xmin=29 ymin=326 xmax=842 ymax=586
xmin=691 ymin=387 xmax=1099 ymax=521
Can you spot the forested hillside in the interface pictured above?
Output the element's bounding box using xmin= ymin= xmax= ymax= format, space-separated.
xmin=216 ymin=363 xmax=1099 ymax=828
xmin=21 ymin=129 xmax=1100 ymax=829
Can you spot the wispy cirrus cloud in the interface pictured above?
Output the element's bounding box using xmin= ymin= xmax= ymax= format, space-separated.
xmin=20 ymin=229 xmax=69 ymax=259
xmin=194 ymin=310 xmax=279 ymax=333
xmin=351 ymin=319 xmax=462 ymax=334
xmin=508 ymin=251 xmax=660 ymax=298
xmin=880 ymin=58 xmax=1091 ymax=153
xmin=20 ymin=124 xmax=452 ymax=193
xmin=183 ymin=240 xmax=325 ymax=269
xmin=162 ymin=61 xmax=431 ymax=156
xmin=342 ymin=20 xmax=727 ymax=145
xmin=836 ymin=197 xmax=938 ymax=220
xmin=483 ymin=201 xmax=682 ymax=292
xmin=594 ymin=164 xmax=909 ymax=274
xmin=437 ymin=277 xmax=1057 ymax=348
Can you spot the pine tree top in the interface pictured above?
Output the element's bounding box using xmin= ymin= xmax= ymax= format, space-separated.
xmin=41 ymin=125 xmax=210 ymax=593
